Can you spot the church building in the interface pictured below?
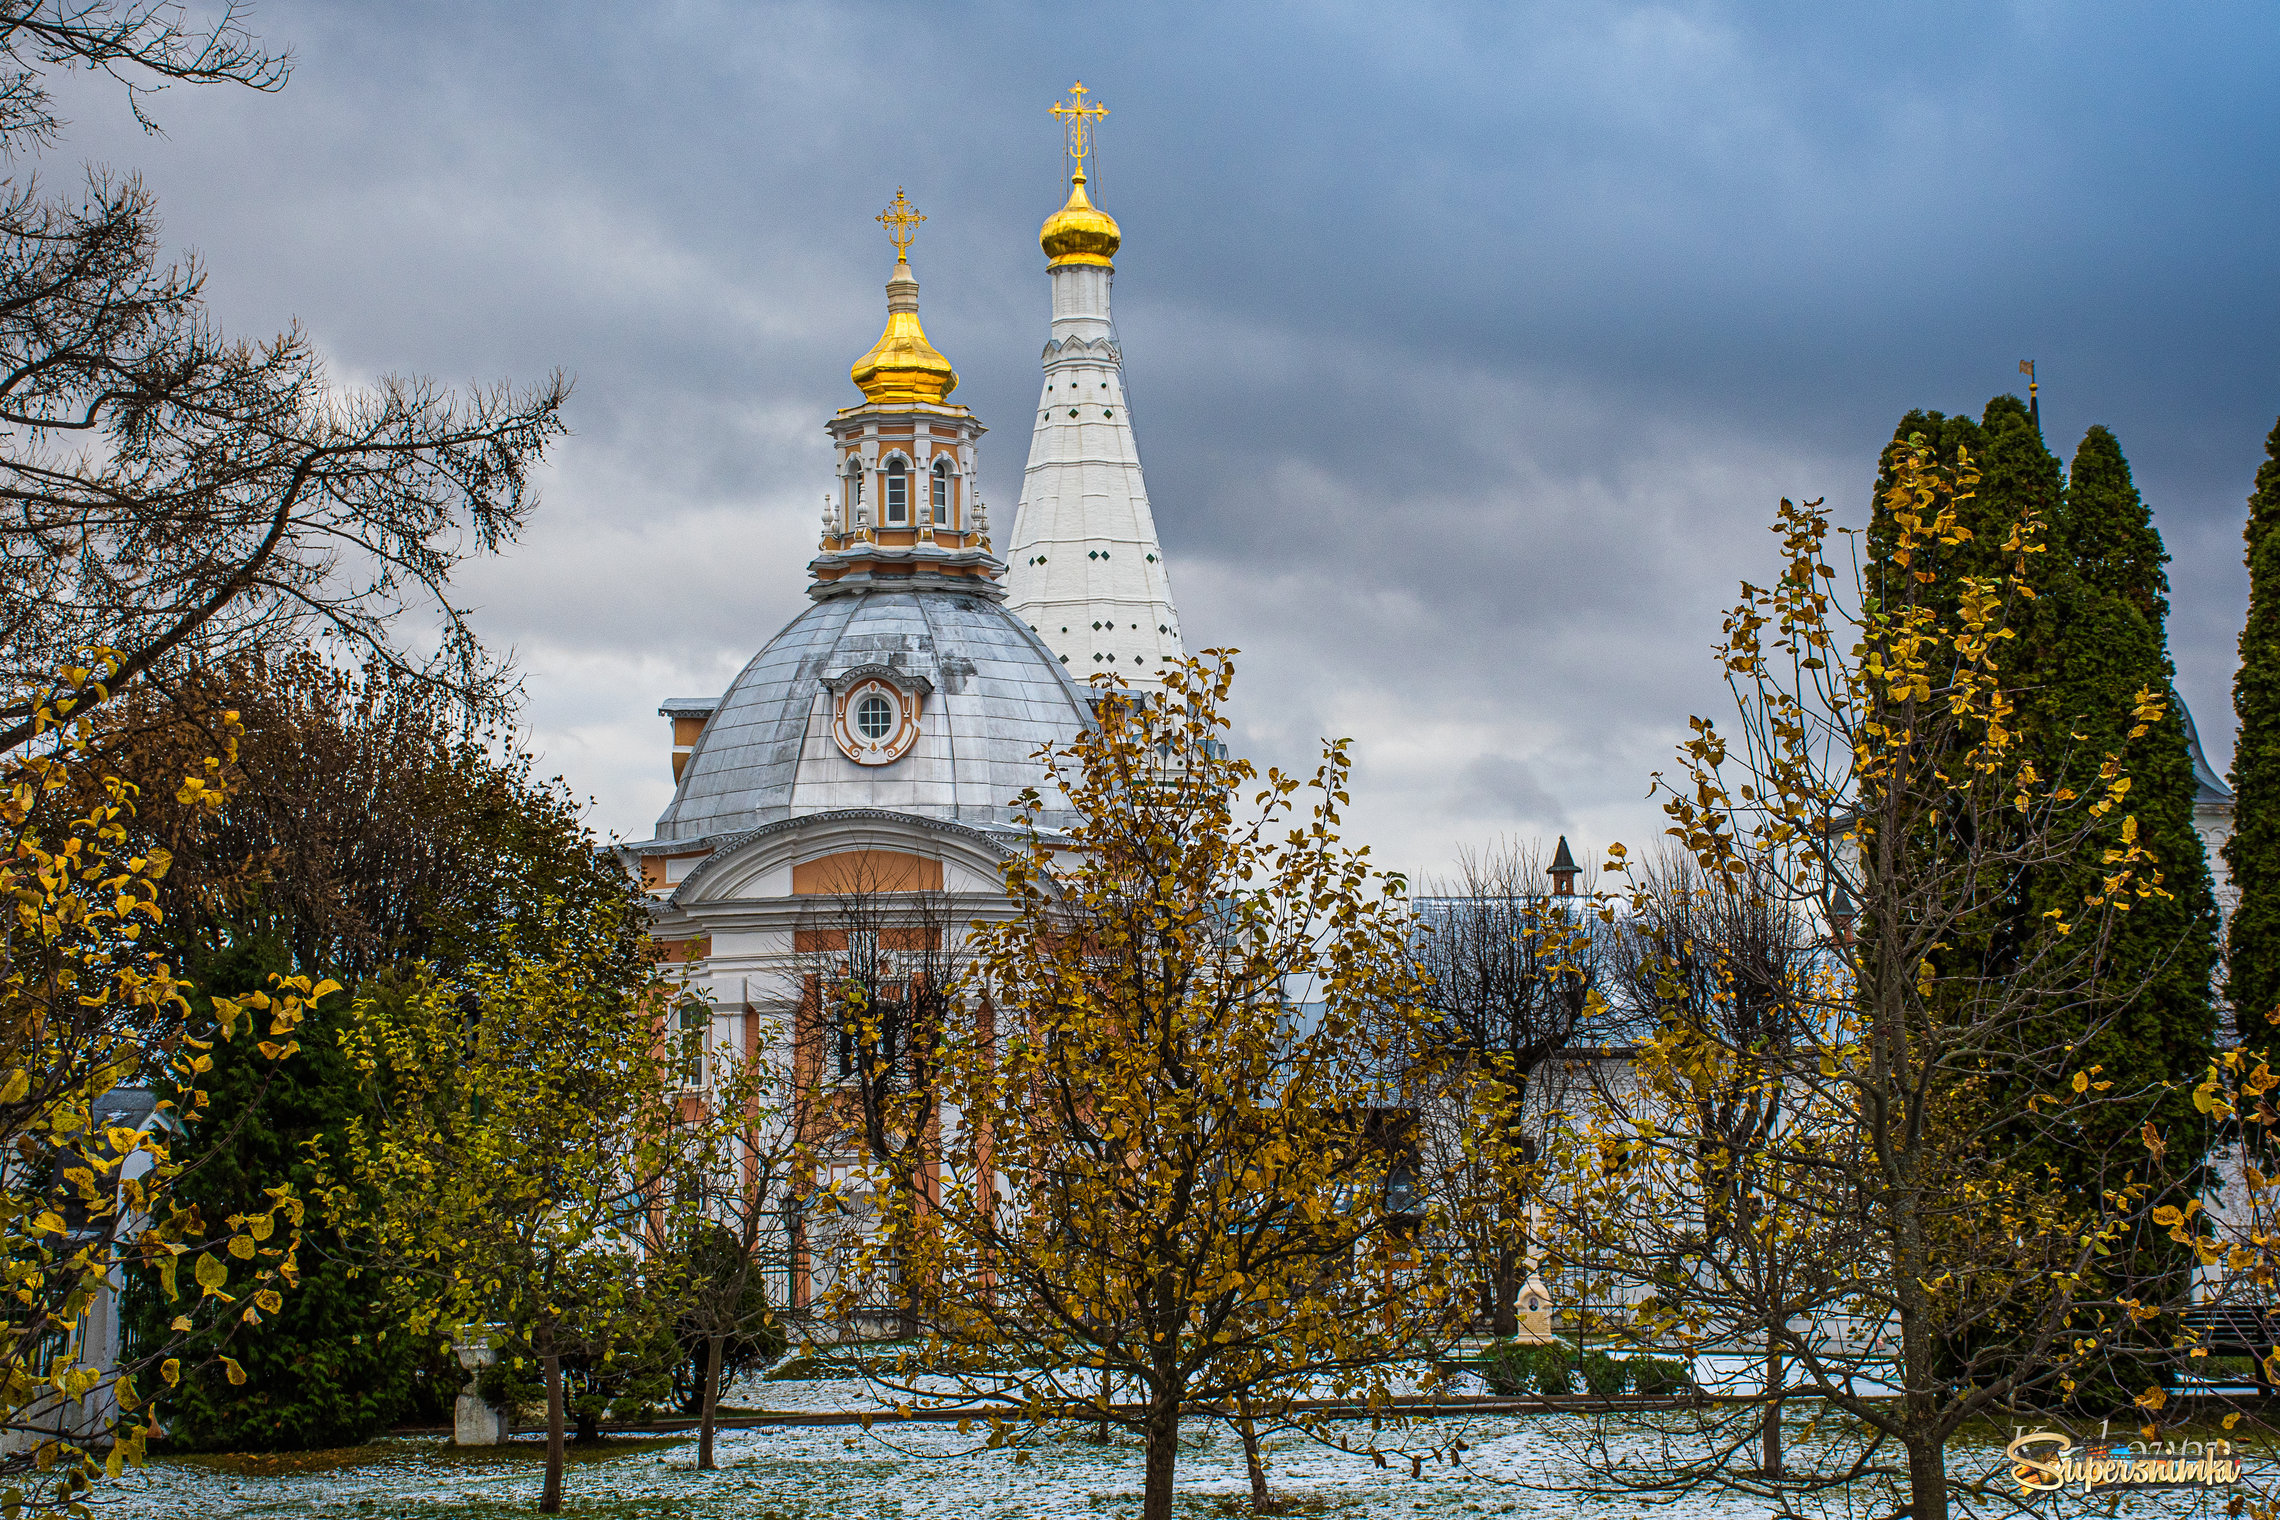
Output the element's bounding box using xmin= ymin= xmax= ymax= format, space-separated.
xmin=618 ymin=88 xmax=1174 ymax=1309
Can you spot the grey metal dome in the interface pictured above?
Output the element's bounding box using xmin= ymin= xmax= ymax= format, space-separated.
xmin=655 ymin=588 xmax=1090 ymax=845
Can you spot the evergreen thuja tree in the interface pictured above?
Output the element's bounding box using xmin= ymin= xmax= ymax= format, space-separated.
xmin=2044 ymin=424 xmax=2217 ymax=1181
xmin=129 ymin=937 xmax=431 ymax=1450
xmin=2227 ymin=417 xmax=2280 ymax=1030
xmin=1867 ymin=398 xmax=2070 ymax=984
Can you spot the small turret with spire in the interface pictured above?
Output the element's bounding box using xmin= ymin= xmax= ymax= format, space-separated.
xmin=1548 ymin=836 xmax=1580 ymax=897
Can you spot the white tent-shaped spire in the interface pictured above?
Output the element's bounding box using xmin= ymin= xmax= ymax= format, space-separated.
xmin=1003 ymin=84 xmax=1184 ymax=682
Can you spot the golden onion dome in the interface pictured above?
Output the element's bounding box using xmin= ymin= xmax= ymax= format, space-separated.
xmin=849 ymin=256 xmax=957 ymax=405
xmin=1039 ymin=172 xmax=1120 ymax=268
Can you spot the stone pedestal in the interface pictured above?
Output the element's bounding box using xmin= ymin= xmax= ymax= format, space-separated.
xmin=452 ymin=1333 xmax=511 ymax=1446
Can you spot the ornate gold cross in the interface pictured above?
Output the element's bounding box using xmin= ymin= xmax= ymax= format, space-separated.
xmin=1050 ymin=80 xmax=1108 ymax=173
xmin=877 ymin=188 xmax=924 ymax=259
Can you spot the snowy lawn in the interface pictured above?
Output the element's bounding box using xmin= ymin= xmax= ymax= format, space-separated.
xmin=97 ymin=1379 xmax=2263 ymax=1519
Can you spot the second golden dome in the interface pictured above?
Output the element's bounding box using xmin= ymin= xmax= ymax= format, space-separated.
xmin=1040 ymin=173 xmax=1120 ymax=268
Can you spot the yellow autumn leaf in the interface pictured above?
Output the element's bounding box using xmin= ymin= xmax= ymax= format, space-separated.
xmin=220 ymin=1356 xmax=246 ymax=1386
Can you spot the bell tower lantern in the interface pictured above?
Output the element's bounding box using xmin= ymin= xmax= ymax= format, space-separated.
xmin=810 ymin=189 xmax=1004 ymax=601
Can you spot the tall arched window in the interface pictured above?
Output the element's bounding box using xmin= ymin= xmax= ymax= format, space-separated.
xmin=846 ymin=463 xmax=863 ymax=516
xmin=931 ymin=458 xmax=952 ymax=525
xmin=677 ymin=1000 xmax=709 ymax=1088
xmin=885 ymin=457 xmax=908 ymax=525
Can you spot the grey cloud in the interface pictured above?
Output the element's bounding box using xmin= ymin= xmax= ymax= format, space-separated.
xmin=1449 ymin=755 xmax=1569 ymax=833
xmin=30 ymin=0 xmax=2277 ymax=873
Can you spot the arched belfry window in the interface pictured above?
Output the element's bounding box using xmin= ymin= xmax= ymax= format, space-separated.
xmin=931 ymin=458 xmax=952 ymax=525
xmin=885 ymin=456 xmax=908 ymax=525
xmin=845 ymin=461 xmax=863 ymax=516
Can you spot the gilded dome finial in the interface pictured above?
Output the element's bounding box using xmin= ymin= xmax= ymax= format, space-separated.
xmin=877 ymin=186 xmax=925 ymax=261
xmin=1050 ymin=81 xmax=1108 ymax=181
xmin=1041 ymin=83 xmax=1120 ymax=268
xmin=850 ymin=188 xmax=958 ymax=405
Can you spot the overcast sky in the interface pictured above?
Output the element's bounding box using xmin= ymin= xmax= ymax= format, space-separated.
xmin=48 ymin=1 xmax=2280 ymax=881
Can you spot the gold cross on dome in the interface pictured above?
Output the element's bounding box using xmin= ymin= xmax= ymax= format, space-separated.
xmin=1050 ymin=80 xmax=1108 ymax=173
xmin=877 ymin=188 xmax=924 ymax=259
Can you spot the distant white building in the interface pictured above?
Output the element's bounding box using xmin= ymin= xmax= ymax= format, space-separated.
xmin=2 ymin=1087 xmax=165 ymax=1458
xmin=2185 ymin=701 xmax=2237 ymax=926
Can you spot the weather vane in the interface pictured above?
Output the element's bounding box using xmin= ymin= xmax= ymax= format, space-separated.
xmin=877 ymin=188 xmax=924 ymax=260
xmin=1051 ymin=80 xmax=1108 ymax=179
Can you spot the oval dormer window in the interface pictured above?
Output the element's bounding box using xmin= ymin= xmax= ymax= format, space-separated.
xmin=931 ymin=457 xmax=951 ymax=525
xmin=833 ymin=677 xmax=920 ymax=766
xmin=885 ymin=457 xmax=908 ymax=525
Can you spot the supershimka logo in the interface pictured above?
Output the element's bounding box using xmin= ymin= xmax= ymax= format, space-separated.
xmin=2005 ymin=1428 xmax=2243 ymax=1496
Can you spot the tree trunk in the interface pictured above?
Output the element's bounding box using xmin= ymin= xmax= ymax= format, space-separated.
xmin=1490 ymin=1243 xmax=1520 ymax=1339
xmin=1097 ymin=1363 xmax=1111 ymax=1443
xmin=1141 ymin=1397 xmax=1181 ymax=1520
xmin=575 ymin=1404 xmax=600 ymax=1444
xmin=698 ymin=1333 xmax=723 ymax=1471
xmin=1760 ymin=1341 xmax=1782 ymax=1477
xmin=1489 ymin=1116 xmax=1533 ymax=1339
xmin=1906 ymin=1435 xmax=1947 ymax=1520
xmin=1895 ymin=1230 xmax=1943 ymax=1520
xmin=1236 ymin=1405 xmax=1271 ymax=1513
xmin=541 ymin=1342 xmax=566 ymax=1514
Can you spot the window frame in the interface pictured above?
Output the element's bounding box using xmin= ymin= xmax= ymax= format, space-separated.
xmin=884 ymin=456 xmax=908 ymax=525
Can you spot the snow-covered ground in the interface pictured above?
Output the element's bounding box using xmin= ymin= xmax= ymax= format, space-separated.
xmin=94 ymin=1379 xmax=2261 ymax=1519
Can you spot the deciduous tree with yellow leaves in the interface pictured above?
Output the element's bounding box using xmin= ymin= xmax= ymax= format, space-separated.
xmin=1 ymin=657 xmax=314 ymax=1520
xmin=329 ymin=901 xmax=683 ymax=1515
xmin=833 ymin=655 xmax=1475 ymax=1520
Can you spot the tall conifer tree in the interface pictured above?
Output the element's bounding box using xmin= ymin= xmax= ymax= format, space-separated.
xmin=2226 ymin=418 xmax=2280 ymax=1028
xmin=1868 ymin=398 xmax=2069 ymax=986
xmin=2047 ymin=426 xmax=2217 ymax=1150
xmin=1868 ymin=404 xmax=2212 ymax=1135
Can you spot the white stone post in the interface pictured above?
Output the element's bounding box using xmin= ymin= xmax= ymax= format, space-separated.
xmin=452 ymin=1330 xmax=512 ymax=1446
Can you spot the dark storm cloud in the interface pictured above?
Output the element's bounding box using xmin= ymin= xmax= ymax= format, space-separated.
xmin=42 ymin=0 xmax=2280 ymax=871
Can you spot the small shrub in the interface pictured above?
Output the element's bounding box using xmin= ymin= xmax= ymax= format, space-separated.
xmin=766 ymin=1358 xmax=870 ymax=1385
xmin=761 ymin=1352 xmax=840 ymax=1382
xmin=1627 ymin=1356 xmax=1697 ymax=1397
xmin=1477 ymin=1341 xmax=1525 ymax=1395
xmin=1576 ymin=1350 xmax=1628 ymax=1397
xmin=1481 ymin=1341 xmax=1575 ymax=1395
